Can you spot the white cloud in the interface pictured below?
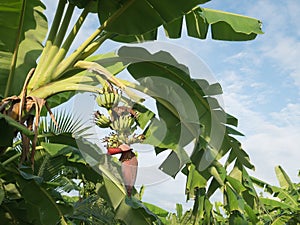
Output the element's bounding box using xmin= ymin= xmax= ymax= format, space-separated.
xmin=219 ymin=71 xmax=300 ymax=184
xmin=271 ymin=103 xmax=300 ymax=127
xmin=218 ymin=70 xmax=271 ymax=110
xmin=142 ymin=172 xmax=193 ymax=212
xmin=245 ymin=124 xmax=300 ymax=184
xmin=262 ymin=36 xmax=300 ymax=89
xmin=247 ymin=0 xmax=300 ymax=91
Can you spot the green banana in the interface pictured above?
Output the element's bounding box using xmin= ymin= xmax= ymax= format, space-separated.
xmin=94 ymin=111 xmax=111 ymax=128
xmin=113 ymin=93 xmax=120 ymax=105
xmin=104 ymin=92 xmax=110 ymax=108
xmin=96 ymin=92 xmax=120 ymax=109
xmin=105 ymin=133 xmax=121 ymax=148
xmin=110 ymin=115 xmax=135 ymax=132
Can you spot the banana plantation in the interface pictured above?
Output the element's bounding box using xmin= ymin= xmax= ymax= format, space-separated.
xmin=0 ymin=0 xmax=299 ymax=224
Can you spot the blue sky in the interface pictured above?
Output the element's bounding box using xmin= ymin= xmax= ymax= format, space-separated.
xmin=43 ymin=0 xmax=300 ymax=211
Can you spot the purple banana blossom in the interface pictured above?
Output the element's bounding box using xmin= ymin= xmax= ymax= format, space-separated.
xmin=119 ymin=144 xmax=138 ymax=196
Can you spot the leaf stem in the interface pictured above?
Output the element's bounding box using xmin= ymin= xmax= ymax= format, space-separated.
xmin=50 ymin=5 xmax=90 ymax=80
xmin=78 ymin=33 xmax=112 ymax=60
xmin=74 ymin=61 xmax=143 ymax=102
xmin=50 ymin=0 xmax=137 ymax=80
xmin=53 ymin=3 xmax=76 ymax=49
xmin=30 ymin=2 xmax=75 ymax=91
xmin=29 ymin=0 xmax=135 ymax=94
xmin=29 ymin=82 xmax=102 ymax=99
xmin=51 ymin=26 xmax=106 ymax=80
xmin=2 ymin=152 xmax=21 ymax=166
xmin=28 ymin=0 xmax=67 ymax=92
xmin=47 ymin=0 xmax=68 ymax=43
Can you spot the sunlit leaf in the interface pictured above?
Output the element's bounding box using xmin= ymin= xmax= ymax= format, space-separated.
xmin=97 ymin=0 xmax=262 ymax=43
xmin=260 ymin=198 xmax=298 ymax=211
xmin=98 ymin=0 xmax=208 ymax=36
xmin=275 ymin=166 xmax=295 ymax=189
xmin=185 ymin=164 xmax=208 ymax=199
xmin=187 ymin=7 xmax=263 ymax=41
xmin=0 ymin=0 xmax=47 ymax=97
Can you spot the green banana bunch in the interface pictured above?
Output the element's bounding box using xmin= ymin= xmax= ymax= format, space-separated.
xmin=96 ymin=92 xmax=120 ymax=109
xmin=104 ymin=133 xmax=121 ymax=148
xmin=110 ymin=115 xmax=135 ymax=132
xmin=94 ymin=111 xmax=111 ymax=128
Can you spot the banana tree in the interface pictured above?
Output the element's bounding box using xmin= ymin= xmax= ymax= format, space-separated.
xmin=89 ymin=46 xmax=261 ymax=224
xmin=0 ymin=0 xmax=264 ymax=223
xmin=0 ymin=110 xmax=167 ymax=224
xmin=154 ymin=167 xmax=300 ymax=225
xmin=251 ymin=166 xmax=300 ymax=225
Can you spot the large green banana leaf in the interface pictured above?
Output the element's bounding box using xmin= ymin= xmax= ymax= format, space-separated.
xmin=98 ymin=0 xmax=210 ymax=35
xmin=97 ymin=0 xmax=262 ymax=42
xmin=84 ymin=46 xmax=254 ymax=180
xmin=90 ymin=46 xmax=259 ymax=215
xmin=175 ymin=7 xmax=263 ymax=41
xmin=0 ymin=0 xmax=47 ymax=97
xmin=114 ymin=46 xmax=254 ymax=175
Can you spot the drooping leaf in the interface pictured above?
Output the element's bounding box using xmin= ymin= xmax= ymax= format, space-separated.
xmin=270 ymin=216 xmax=291 ymax=225
xmin=0 ymin=117 xmax=15 ymax=147
xmin=225 ymin=184 xmax=244 ymax=213
xmin=132 ymin=103 xmax=155 ymax=130
xmin=118 ymin=46 xmax=226 ymax=148
xmin=228 ymin=136 xmax=254 ymax=170
xmin=15 ymin=175 xmax=66 ymax=225
xmin=260 ymin=198 xmax=298 ymax=211
xmin=270 ymin=186 xmax=299 ymax=209
xmin=98 ymin=0 xmax=209 ymax=36
xmin=0 ymin=113 xmax=34 ymax=149
xmin=0 ymin=0 xmax=47 ymax=97
xmin=158 ymin=146 xmax=190 ymax=177
xmin=110 ymin=46 xmax=256 ymax=181
xmin=185 ymin=7 xmax=263 ymax=41
xmin=244 ymin=204 xmax=258 ymax=224
xmin=226 ymin=176 xmax=247 ymax=194
xmin=0 ymin=185 xmax=4 ymax=204
xmin=275 ymin=166 xmax=294 ymax=189
xmin=99 ymin=174 xmax=159 ymax=224
xmin=125 ymin=197 xmax=161 ymax=222
xmin=97 ymin=0 xmax=262 ymax=43
xmin=185 ymin=164 xmax=208 ymax=200
xmin=228 ymin=211 xmax=248 ymax=225
xmin=143 ymin=202 xmax=169 ymax=218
